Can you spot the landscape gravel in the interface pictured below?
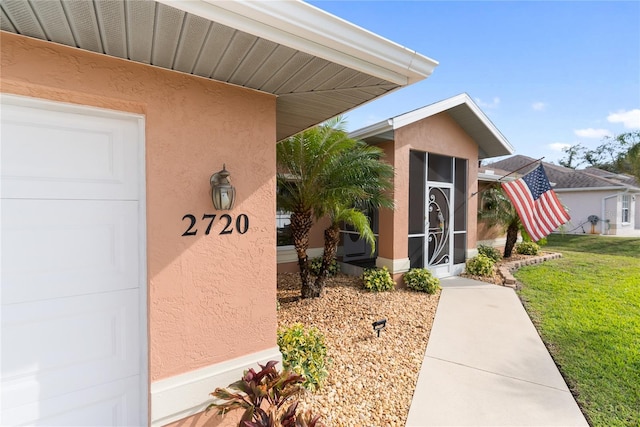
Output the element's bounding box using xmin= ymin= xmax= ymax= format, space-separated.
xmin=277 ymin=273 xmax=440 ymax=427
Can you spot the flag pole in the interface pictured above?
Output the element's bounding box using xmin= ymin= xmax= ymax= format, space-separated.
xmin=496 ymin=157 xmax=545 ymax=182
xmin=471 ymin=156 xmax=547 ymax=197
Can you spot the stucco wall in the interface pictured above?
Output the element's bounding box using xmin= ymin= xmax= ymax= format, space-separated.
xmin=555 ymin=190 xmax=619 ymax=235
xmin=377 ymin=140 xmax=397 ymax=261
xmin=392 ymin=112 xmax=479 ymax=261
xmin=1 ymin=31 xmax=277 ymax=394
xmin=476 ymin=181 xmax=507 ymax=244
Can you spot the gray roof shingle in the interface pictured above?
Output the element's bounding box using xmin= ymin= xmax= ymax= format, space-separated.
xmin=484 ymin=155 xmax=640 ymax=190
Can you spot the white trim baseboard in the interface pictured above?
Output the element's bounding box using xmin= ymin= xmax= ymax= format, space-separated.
xmin=150 ymin=347 xmax=282 ymax=427
xmin=375 ymin=257 xmax=411 ymax=274
xmin=277 ymin=247 xmax=324 ymax=264
xmin=476 ymin=237 xmax=507 ymax=248
xmin=476 ymin=236 xmax=524 ymax=249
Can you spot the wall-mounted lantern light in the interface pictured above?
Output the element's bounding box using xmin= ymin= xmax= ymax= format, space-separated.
xmin=210 ymin=164 xmax=236 ymax=210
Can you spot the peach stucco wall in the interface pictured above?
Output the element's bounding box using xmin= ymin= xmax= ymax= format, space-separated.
xmin=1 ymin=32 xmax=278 ymax=388
xmin=477 ymin=181 xmax=506 ymax=242
xmin=391 ymin=112 xmax=479 ymax=260
xmin=377 ymin=141 xmax=397 ymax=261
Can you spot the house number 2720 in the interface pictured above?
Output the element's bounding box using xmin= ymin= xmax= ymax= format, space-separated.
xmin=181 ymin=213 xmax=249 ymax=236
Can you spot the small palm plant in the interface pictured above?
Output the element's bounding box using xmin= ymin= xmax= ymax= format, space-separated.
xmin=478 ymin=186 xmax=521 ymax=258
xmin=277 ymin=117 xmax=356 ymax=298
xmin=277 ymin=117 xmax=394 ymax=298
xmin=313 ymin=141 xmax=394 ymax=294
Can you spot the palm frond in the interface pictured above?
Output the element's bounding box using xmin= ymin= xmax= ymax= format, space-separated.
xmin=332 ymin=206 xmax=376 ymax=250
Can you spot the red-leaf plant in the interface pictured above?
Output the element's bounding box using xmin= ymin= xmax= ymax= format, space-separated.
xmin=207 ymin=360 xmax=323 ymax=427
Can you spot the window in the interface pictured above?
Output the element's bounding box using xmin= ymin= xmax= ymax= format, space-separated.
xmin=277 ymin=210 xmax=293 ymax=246
xmin=621 ymin=195 xmax=630 ymax=223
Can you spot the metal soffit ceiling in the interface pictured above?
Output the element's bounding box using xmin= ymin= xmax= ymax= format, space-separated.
xmin=0 ymin=0 xmax=422 ymax=140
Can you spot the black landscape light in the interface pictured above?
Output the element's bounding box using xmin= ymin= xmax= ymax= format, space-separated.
xmin=372 ymin=319 xmax=387 ymax=337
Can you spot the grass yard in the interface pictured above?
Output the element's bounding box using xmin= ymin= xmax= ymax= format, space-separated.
xmin=515 ymin=234 xmax=640 ymax=427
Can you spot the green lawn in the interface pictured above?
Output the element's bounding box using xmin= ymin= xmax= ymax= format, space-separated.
xmin=515 ymin=234 xmax=640 ymax=427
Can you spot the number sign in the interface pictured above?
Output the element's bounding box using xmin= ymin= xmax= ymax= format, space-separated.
xmin=182 ymin=213 xmax=249 ymax=236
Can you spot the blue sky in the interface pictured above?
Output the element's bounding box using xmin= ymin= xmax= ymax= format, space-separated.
xmin=308 ymin=1 xmax=640 ymax=165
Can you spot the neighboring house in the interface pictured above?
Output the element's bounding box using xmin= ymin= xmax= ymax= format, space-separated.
xmin=277 ymin=94 xmax=514 ymax=278
xmin=484 ymin=155 xmax=640 ymax=237
xmin=0 ymin=1 xmax=438 ymax=426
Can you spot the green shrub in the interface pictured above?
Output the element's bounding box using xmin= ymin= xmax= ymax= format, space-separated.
xmin=403 ymin=268 xmax=440 ymax=294
xmin=309 ymin=257 xmax=339 ymax=277
xmin=277 ymin=323 xmax=328 ymax=391
xmin=477 ymin=244 xmax=502 ymax=263
xmin=362 ymin=266 xmax=395 ymax=292
xmin=516 ymin=241 xmax=540 ymax=255
xmin=466 ymin=254 xmax=495 ymax=277
xmin=521 ymin=230 xmax=548 ymax=246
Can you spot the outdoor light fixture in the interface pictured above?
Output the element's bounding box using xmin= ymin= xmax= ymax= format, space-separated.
xmin=210 ymin=164 xmax=236 ymax=210
xmin=372 ymin=319 xmax=387 ymax=337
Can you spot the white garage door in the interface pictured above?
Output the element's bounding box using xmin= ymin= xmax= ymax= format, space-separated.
xmin=1 ymin=95 xmax=146 ymax=426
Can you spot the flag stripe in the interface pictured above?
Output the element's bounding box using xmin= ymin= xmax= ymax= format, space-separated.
xmin=504 ymin=180 xmax=540 ymax=239
xmin=501 ymin=164 xmax=570 ymax=242
xmin=537 ymin=194 xmax=558 ymax=235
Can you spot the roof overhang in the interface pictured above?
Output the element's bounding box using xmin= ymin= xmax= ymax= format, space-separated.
xmin=0 ymin=0 xmax=438 ymax=141
xmin=554 ymin=187 xmax=640 ymax=193
xmin=478 ymin=172 xmax=516 ymax=182
xmin=350 ymin=93 xmax=514 ymax=159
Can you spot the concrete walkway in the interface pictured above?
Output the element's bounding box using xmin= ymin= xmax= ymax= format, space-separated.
xmin=406 ymin=277 xmax=589 ymax=427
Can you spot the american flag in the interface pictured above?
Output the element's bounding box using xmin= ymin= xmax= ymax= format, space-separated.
xmin=501 ymin=164 xmax=570 ymax=241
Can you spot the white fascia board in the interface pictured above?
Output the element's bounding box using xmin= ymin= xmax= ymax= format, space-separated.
xmin=158 ymin=0 xmax=438 ymax=86
xmin=460 ymin=96 xmax=515 ymax=155
xmin=349 ymin=119 xmax=394 ymax=140
xmin=554 ymin=186 xmax=637 ymax=193
xmin=392 ymin=93 xmax=515 ymax=155
xmin=392 ymin=93 xmax=472 ymax=129
xmin=478 ymin=172 xmax=516 ymax=182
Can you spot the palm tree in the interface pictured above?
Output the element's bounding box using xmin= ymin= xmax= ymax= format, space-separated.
xmin=312 ymin=142 xmax=394 ymax=294
xmin=277 ymin=118 xmax=394 ymax=298
xmin=276 ymin=117 xmax=357 ymax=298
xmin=478 ymin=186 xmax=521 ymax=258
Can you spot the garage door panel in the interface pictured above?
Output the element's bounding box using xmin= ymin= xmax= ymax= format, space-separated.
xmin=1 ymin=375 xmax=141 ymax=426
xmin=2 ymin=199 xmax=139 ymax=305
xmin=1 ymin=96 xmax=145 ymax=425
xmin=1 ymin=102 xmax=139 ymax=200
xmin=1 ymin=289 xmax=140 ymax=411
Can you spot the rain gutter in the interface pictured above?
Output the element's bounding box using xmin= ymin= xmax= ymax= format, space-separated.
xmin=157 ymin=0 xmax=439 ymax=86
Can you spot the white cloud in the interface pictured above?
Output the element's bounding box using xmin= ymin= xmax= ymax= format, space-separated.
xmin=532 ymin=102 xmax=546 ymax=111
xmin=607 ymin=109 xmax=640 ymax=129
xmin=548 ymin=143 xmax=571 ymax=152
xmin=573 ymin=128 xmax=612 ymax=139
xmin=474 ymin=97 xmax=500 ymax=109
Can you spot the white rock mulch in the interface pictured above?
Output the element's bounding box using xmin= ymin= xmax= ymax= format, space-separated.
xmin=277 ymin=273 xmax=440 ymax=427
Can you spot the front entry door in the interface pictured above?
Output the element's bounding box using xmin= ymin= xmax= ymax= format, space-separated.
xmin=426 ymin=185 xmax=453 ymax=277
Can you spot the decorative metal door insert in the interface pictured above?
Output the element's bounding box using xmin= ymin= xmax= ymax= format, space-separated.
xmin=427 ymin=187 xmax=451 ymax=267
